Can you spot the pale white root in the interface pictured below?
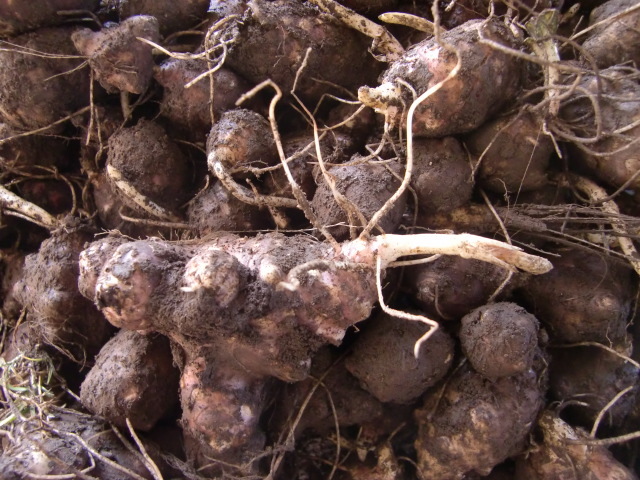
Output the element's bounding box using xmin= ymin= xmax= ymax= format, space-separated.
xmin=106 ymin=165 xmax=181 ymax=222
xmin=307 ymin=0 xmax=404 ymax=62
xmin=343 ymin=233 xmax=553 ymax=275
xmin=0 ymin=185 xmax=59 ymax=229
xmin=378 ymin=12 xmax=437 ymax=34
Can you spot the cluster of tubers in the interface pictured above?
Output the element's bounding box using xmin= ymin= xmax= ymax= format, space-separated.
xmin=0 ymin=0 xmax=640 ymax=479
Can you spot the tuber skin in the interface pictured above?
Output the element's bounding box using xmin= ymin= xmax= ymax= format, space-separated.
xmin=187 ymin=180 xmax=270 ymax=234
xmin=407 ymin=255 xmax=511 ymax=320
xmin=310 ymin=158 xmax=408 ymax=241
xmin=0 ymin=410 xmax=163 ymax=479
xmin=13 ymin=228 xmax=114 ymax=361
xmin=581 ymin=0 xmax=640 ymax=69
xmin=263 ymin=131 xmax=353 ymax=201
xmin=118 ymin=0 xmax=209 ymax=35
xmin=79 ymin=231 xmax=551 ymax=470
xmin=155 ymin=59 xmax=249 ymax=141
xmin=178 ymin=352 xmax=270 ymax=474
xmin=72 ymin=15 xmax=160 ymax=94
xmin=414 ymin=362 xmax=545 ymax=479
xmin=549 ymin=343 xmax=639 ymax=429
xmin=410 ymin=136 xmax=474 ymax=215
xmin=345 ymin=311 xmax=455 ymax=404
xmin=359 ymin=18 xmax=522 ymax=138
xmin=106 ymin=118 xmax=191 ymax=221
xmin=521 ymin=247 xmax=635 ymax=344
xmin=515 ymin=410 xmax=639 ymax=480
xmin=460 ymin=302 xmax=541 ymax=379
xmin=0 ymin=27 xmax=90 ymax=131
xmin=225 ymin=0 xmax=381 ymax=104
xmin=271 ymin=347 xmax=385 ymax=438
xmin=207 ymin=108 xmax=278 ymax=172
xmin=561 ymin=67 xmax=640 ymax=191
xmin=0 ymin=0 xmax=99 ymax=37
xmin=80 ymin=329 xmax=180 ymax=431
xmin=465 ymin=111 xmax=553 ymax=194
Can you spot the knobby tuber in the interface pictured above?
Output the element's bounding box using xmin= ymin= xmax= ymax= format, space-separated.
xmin=3 ymin=2 xmax=640 ymax=479
xmin=13 ymin=228 xmax=114 ymax=361
xmin=515 ymin=410 xmax=639 ymax=480
xmin=581 ymin=0 xmax=640 ymax=69
xmin=118 ymin=0 xmax=209 ymax=35
xmin=79 ymin=231 xmax=551 ymax=470
xmin=561 ymin=67 xmax=640 ymax=191
xmin=466 ymin=111 xmax=553 ymax=194
xmin=225 ymin=0 xmax=381 ymax=104
xmin=549 ymin=343 xmax=639 ymax=428
xmin=407 ymin=255 xmax=511 ymax=320
xmin=263 ymin=131 xmax=352 ymax=201
xmin=270 ymin=347 xmax=385 ymax=437
xmin=0 ymin=410 xmax=165 ymax=479
xmin=207 ymin=108 xmax=278 ymax=173
xmin=410 ymin=136 xmax=473 ymax=215
xmin=414 ymin=362 xmax=545 ymax=479
xmin=72 ymin=15 xmax=160 ymax=94
xmin=155 ymin=59 xmax=249 ymax=141
xmin=0 ymin=0 xmax=99 ymax=37
xmin=106 ymin=118 xmax=191 ymax=221
xmin=359 ymin=18 xmax=522 ymax=137
xmin=187 ymin=180 xmax=269 ymax=234
xmin=310 ymin=157 xmax=407 ymax=240
xmin=80 ymin=329 xmax=180 ymax=431
xmin=522 ymin=247 xmax=635 ymax=344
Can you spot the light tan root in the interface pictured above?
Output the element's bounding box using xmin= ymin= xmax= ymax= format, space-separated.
xmin=106 ymin=165 xmax=182 ymax=223
xmin=568 ymin=173 xmax=640 ymax=275
xmin=0 ymin=185 xmax=59 ymax=229
xmin=307 ymin=0 xmax=404 ymax=62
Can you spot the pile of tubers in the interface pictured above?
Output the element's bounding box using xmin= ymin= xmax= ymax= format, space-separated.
xmin=1 ymin=0 xmax=640 ymax=479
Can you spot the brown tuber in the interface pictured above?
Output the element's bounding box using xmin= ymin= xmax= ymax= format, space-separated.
xmin=359 ymin=18 xmax=522 ymax=137
xmin=155 ymin=59 xmax=249 ymax=141
xmin=345 ymin=311 xmax=455 ymax=404
xmin=106 ymin=118 xmax=191 ymax=221
xmin=460 ymin=302 xmax=541 ymax=378
xmin=13 ymin=229 xmax=114 ymax=361
xmin=310 ymin=158 xmax=408 ymax=240
xmin=522 ymin=247 xmax=635 ymax=344
xmin=0 ymin=27 xmax=90 ymax=131
xmin=415 ymin=362 xmax=545 ymax=479
xmin=226 ymin=0 xmax=380 ymax=104
xmin=80 ymin=329 xmax=180 ymax=431
xmin=72 ymin=15 xmax=160 ymax=94
xmin=515 ymin=410 xmax=639 ymax=479
xmin=549 ymin=343 xmax=640 ymax=429
xmin=466 ymin=111 xmax=553 ymax=194
xmin=0 ymin=0 xmax=99 ymax=37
